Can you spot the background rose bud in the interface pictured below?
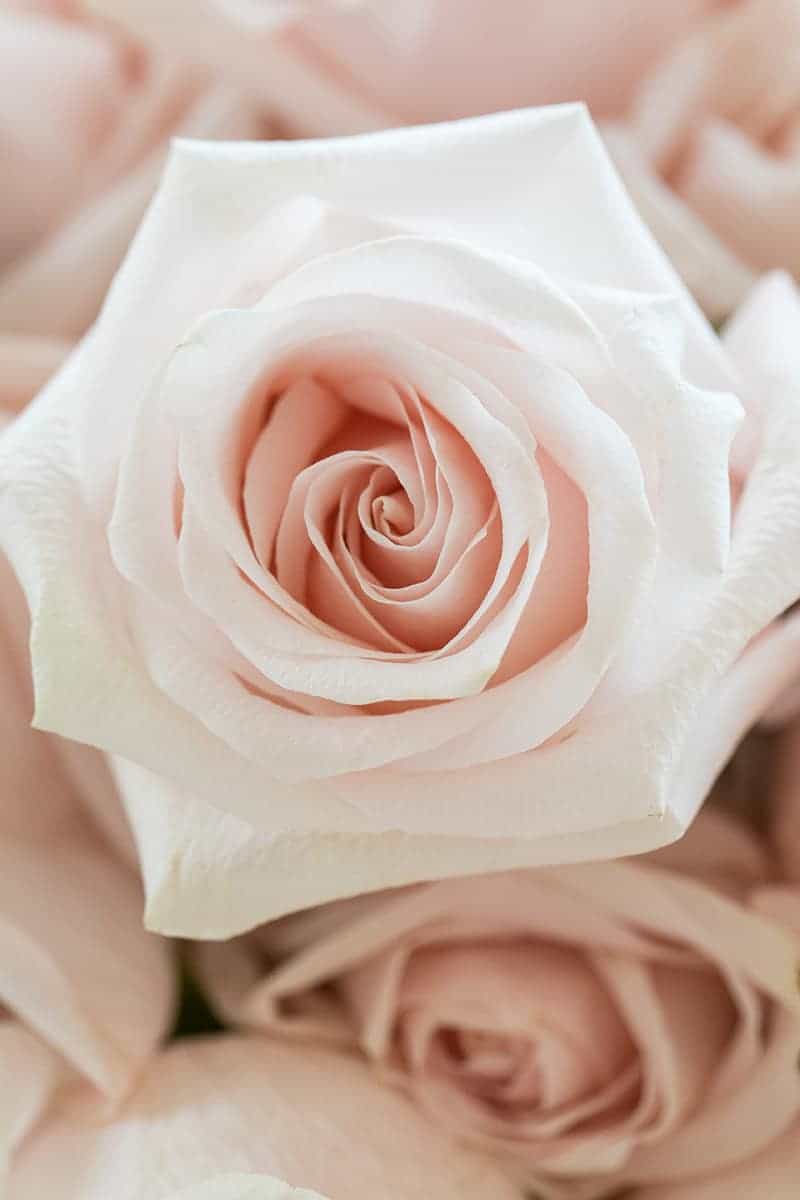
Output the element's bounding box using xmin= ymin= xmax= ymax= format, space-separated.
xmin=193 ymin=811 xmax=800 ymax=1198
xmin=3 ymin=110 xmax=800 ymax=938
xmin=5 ymin=1037 xmax=521 ymax=1200
xmin=625 ymin=0 xmax=800 ymax=309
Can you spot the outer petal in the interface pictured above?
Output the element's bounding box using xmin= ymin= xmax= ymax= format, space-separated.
xmin=6 ymin=1036 xmax=521 ymax=1200
xmin=114 ymin=608 xmax=800 ymax=939
xmin=0 ymin=555 xmax=176 ymax=1094
xmin=0 ymin=6 xmax=128 ymax=267
xmin=631 ymin=1118 xmax=800 ymax=1199
xmin=0 ymin=1023 xmax=65 ymax=1184
xmin=675 ymin=122 xmax=800 ymax=277
xmin=87 ymin=0 xmax=388 ymax=135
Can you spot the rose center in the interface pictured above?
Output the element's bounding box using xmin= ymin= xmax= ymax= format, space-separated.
xmin=371 ymin=486 xmax=415 ymax=540
xmin=435 ymin=1026 xmax=540 ymax=1106
xmin=242 ymin=366 xmax=499 ymax=654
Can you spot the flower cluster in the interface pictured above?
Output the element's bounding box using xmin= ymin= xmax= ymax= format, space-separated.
xmin=2 ymin=3 xmax=800 ymax=1198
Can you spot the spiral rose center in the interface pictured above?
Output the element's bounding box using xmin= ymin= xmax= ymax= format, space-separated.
xmin=436 ymin=1027 xmax=540 ymax=1105
xmin=242 ymin=366 xmax=501 ymax=655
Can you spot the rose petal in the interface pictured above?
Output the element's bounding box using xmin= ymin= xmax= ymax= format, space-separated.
xmin=5 ymin=1037 xmax=521 ymax=1200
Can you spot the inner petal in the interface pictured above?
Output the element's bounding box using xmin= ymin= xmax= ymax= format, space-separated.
xmin=242 ymin=375 xmax=347 ymax=571
xmin=371 ymin=480 xmax=415 ymax=540
xmin=260 ymin=366 xmax=502 ymax=653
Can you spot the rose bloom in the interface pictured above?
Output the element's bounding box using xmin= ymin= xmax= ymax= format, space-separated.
xmin=614 ymin=0 xmax=800 ymax=319
xmin=0 ymin=537 xmax=174 ymax=1180
xmin=88 ymin=0 xmax=800 ymax=318
xmin=3 ymin=109 xmax=800 ymax=938
xmin=191 ymin=809 xmax=800 ymax=1198
xmin=0 ymin=0 xmax=265 ymax=413
xmin=5 ymin=1036 xmax=520 ymax=1200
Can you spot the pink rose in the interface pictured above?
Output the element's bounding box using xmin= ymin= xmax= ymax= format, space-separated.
xmin=0 ymin=0 xmax=265 ymax=412
xmin=0 ymin=542 xmax=174 ymax=1181
xmin=3 ymin=110 xmax=800 ymax=939
xmin=624 ymin=0 xmax=800 ymax=313
xmin=6 ymin=1036 xmax=520 ymax=1200
xmin=192 ymin=811 xmax=800 ymax=1198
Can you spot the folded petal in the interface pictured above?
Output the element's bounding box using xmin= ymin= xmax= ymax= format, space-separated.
xmin=632 ymin=1118 xmax=800 ymax=1199
xmin=6 ymin=1036 xmax=521 ymax=1200
xmin=0 ymin=555 xmax=176 ymax=1097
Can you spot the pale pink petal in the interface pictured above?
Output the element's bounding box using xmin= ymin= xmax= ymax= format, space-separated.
xmin=88 ymin=0 xmax=387 ymax=134
xmin=675 ymin=121 xmax=800 ymax=276
xmin=0 ymin=556 xmax=175 ymax=1095
xmin=0 ymin=1023 xmax=65 ymax=1181
xmin=0 ymin=7 xmax=128 ymax=267
xmin=0 ymin=86 xmax=265 ymax=340
xmin=603 ymin=124 xmax=754 ymax=321
xmin=633 ymin=0 xmax=800 ymax=171
xmin=6 ymin=1037 xmax=521 ymax=1200
xmin=633 ymin=1118 xmax=800 ymax=1199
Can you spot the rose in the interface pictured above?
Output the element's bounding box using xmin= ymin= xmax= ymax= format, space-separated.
xmin=622 ymin=0 xmax=800 ymax=313
xmin=191 ymin=810 xmax=800 ymax=1199
xmin=0 ymin=1 xmax=265 ymax=414
xmin=6 ymin=1036 xmax=521 ymax=1200
xmin=3 ymin=107 xmax=800 ymax=939
xmin=88 ymin=0 xmax=719 ymax=133
xmin=0 ymin=540 xmax=174 ymax=1182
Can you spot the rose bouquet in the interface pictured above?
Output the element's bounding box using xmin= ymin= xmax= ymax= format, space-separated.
xmin=2 ymin=3 xmax=800 ymax=1199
